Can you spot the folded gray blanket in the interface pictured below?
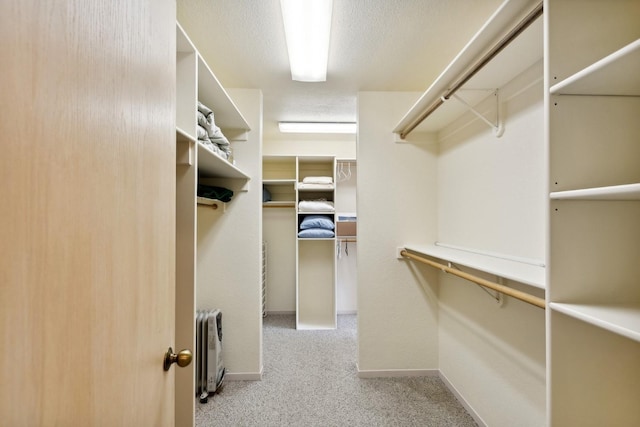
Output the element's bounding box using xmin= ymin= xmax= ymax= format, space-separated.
xmin=197 ymin=101 xmax=213 ymax=117
xmin=197 ymin=125 xmax=208 ymax=140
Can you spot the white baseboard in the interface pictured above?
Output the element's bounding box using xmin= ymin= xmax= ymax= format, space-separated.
xmin=224 ymin=367 xmax=263 ymax=381
xmin=438 ymin=371 xmax=486 ymax=427
xmin=356 ymin=365 xmax=440 ymax=379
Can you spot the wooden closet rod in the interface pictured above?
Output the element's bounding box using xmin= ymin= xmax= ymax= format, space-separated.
xmin=399 ymin=2 xmax=543 ymax=139
xmin=400 ymin=249 xmax=545 ymax=309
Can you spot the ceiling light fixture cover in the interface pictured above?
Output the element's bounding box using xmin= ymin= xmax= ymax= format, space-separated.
xmin=278 ymin=122 xmax=356 ymax=134
xmin=280 ymin=0 xmax=333 ymax=82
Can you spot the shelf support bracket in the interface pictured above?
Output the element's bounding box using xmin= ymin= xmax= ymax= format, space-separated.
xmin=448 ymin=90 xmax=504 ymax=137
xmin=448 ymin=262 xmax=503 ymax=306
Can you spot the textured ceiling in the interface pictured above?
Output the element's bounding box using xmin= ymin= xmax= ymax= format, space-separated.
xmin=178 ymin=0 xmax=505 ymax=139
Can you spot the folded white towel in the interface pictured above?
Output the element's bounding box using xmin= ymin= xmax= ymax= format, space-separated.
xmin=297 ymin=183 xmax=334 ymax=190
xmin=298 ymin=200 xmax=335 ymax=212
xmin=302 ymin=176 xmax=333 ymax=184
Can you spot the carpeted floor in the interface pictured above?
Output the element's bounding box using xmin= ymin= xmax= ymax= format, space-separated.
xmin=196 ymin=314 xmax=477 ymax=427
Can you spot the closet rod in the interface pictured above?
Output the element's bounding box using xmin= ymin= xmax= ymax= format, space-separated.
xmin=400 ymin=249 xmax=545 ymax=309
xmin=399 ymin=2 xmax=543 ymax=139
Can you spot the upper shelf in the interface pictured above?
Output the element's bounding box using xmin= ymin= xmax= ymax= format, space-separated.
xmin=403 ymin=243 xmax=545 ymax=289
xmin=263 ymin=179 xmax=296 ymax=186
xmin=197 ymin=57 xmax=250 ymax=132
xmin=550 ymin=183 xmax=640 ymax=201
xmin=393 ymin=0 xmax=543 ymax=136
xmin=550 ymin=39 xmax=640 ymax=96
xmin=177 ymin=22 xmax=250 ymax=133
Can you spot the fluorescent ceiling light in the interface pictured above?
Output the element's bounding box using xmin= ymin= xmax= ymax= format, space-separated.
xmin=280 ymin=0 xmax=333 ymax=82
xmin=279 ymin=122 xmax=356 ymax=134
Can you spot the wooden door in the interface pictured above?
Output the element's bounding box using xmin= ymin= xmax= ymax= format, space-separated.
xmin=0 ymin=1 xmax=177 ymax=425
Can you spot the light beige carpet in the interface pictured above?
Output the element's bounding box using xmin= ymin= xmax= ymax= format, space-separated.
xmin=196 ymin=314 xmax=477 ymax=427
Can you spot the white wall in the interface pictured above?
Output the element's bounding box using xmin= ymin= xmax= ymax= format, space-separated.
xmin=436 ymin=62 xmax=546 ymax=426
xmin=263 ymin=136 xmax=356 ymax=159
xmin=437 ymin=62 xmax=546 ymax=259
xmin=357 ymin=92 xmax=439 ymax=372
xmin=197 ymin=89 xmax=263 ymax=378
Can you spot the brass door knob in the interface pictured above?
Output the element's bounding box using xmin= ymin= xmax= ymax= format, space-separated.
xmin=163 ymin=347 xmax=193 ymax=371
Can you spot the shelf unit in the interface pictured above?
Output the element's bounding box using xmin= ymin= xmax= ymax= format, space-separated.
xmin=404 ymin=243 xmax=545 ymax=289
xmin=175 ymin=21 xmax=251 ymax=424
xmin=296 ymin=157 xmax=337 ymax=330
xmin=393 ymin=0 xmax=543 ymax=137
xmin=262 ymin=156 xmax=296 ymax=207
xmin=546 ymin=1 xmax=640 ymax=425
xmin=261 ymin=156 xmax=351 ymax=326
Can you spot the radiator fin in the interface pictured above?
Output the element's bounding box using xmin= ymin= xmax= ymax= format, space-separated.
xmin=195 ymin=309 xmax=225 ymax=403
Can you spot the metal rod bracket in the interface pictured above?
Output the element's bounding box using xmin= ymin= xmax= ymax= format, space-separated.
xmin=449 ymin=90 xmax=504 ymax=137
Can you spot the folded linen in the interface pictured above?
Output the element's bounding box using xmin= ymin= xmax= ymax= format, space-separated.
xmin=298 ymin=228 xmax=335 ymax=238
xmin=298 ymin=200 xmax=335 ymax=212
xmin=197 ymin=101 xmax=213 ymax=117
xmin=299 ymin=215 xmax=334 ymax=230
xmin=297 ymin=183 xmax=334 ymax=191
xmin=302 ymin=176 xmax=333 ymax=184
xmin=199 ymin=140 xmax=228 ymax=160
xmin=197 ymin=183 xmax=233 ymax=202
xmin=209 ymin=129 xmax=230 ymax=146
xmin=197 ymin=125 xmax=208 ymax=140
xmin=197 ymin=110 xmax=215 ymax=136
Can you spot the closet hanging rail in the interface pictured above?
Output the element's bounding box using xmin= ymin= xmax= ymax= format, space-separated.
xmin=397 ymin=1 xmax=543 ymax=139
xmin=400 ymin=249 xmax=545 ymax=309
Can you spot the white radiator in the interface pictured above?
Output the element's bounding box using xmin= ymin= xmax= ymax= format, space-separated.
xmin=196 ymin=309 xmax=225 ymax=403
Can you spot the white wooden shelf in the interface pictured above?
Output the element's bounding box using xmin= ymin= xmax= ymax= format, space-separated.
xmin=297 ymin=238 xmax=335 ymax=241
xmin=550 ymin=38 xmax=640 ymax=96
xmin=262 ymin=201 xmax=295 ymax=208
xmin=393 ymin=1 xmax=542 ymax=135
xmin=176 ymin=22 xmax=251 ymax=182
xmin=263 ymin=179 xmax=296 ymax=186
xmin=550 ymin=302 xmax=640 ymax=343
xmin=550 ymin=183 xmax=640 ymax=200
xmin=297 ymin=211 xmax=336 ymax=215
xmin=176 ymin=127 xmax=195 ymax=143
xmin=404 ymin=243 xmax=545 ymax=289
xmin=197 ymin=141 xmax=249 ymax=180
xmin=196 ymin=55 xmax=250 ymax=133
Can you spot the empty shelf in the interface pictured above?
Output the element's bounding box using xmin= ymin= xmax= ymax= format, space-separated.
xmin=550 ymin=183 xmax=640 ymax=200
xmin=550 ymin=302 xmax=640 ymax=343
xmin=550 ymin=38 xmax=640 ymax=96
xmin=404 ymin=243 xmax=545 ymax=289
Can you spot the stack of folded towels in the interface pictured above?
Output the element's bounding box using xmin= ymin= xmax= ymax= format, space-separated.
xmin=297 ymin=215 xmax=335 ymax=238
xmin=197 ymin=101 xmax=233 ymax=161
xmin=297 ymin=176 xmax=334 ymax=190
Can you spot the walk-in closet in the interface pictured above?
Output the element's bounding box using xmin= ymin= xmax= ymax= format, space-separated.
xmin=4 ymin=0 xmax=638 ymax=426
